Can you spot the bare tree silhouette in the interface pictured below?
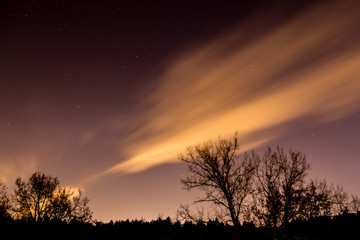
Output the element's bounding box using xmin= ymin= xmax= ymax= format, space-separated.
xmin=301 ymin=179 xmax=332 ymax=219
xmin=251 ymin=147 xmax=310 ymax=227
xmin=331 ymin=184 xmax=350 ymax=215
xmin=0 ymin=181 xmax=10 ymax=219
xmin=179 ymin=134 xmax=256 ymax=231
xmin=249 ymin=146 xmax=310 ymax=239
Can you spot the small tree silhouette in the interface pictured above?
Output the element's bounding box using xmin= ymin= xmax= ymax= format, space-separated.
xmin=12 ymin=172 xmax=92 ymax=223
xmin=250 ymin=146 xmax=310 ymax=239
xmin=0 ymin=181 xmax=10 ymax=219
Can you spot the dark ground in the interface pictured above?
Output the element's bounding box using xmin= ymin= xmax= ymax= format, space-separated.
xmin=1 ymin=212 xmax=360 ymax=240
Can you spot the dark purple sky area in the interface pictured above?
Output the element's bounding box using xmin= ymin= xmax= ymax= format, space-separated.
xmin=1 ymin=0 xmax=359 ymax=221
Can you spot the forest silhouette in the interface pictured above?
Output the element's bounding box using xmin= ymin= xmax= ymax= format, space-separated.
xmin=0 ymin=135 xmax=359 ymax=240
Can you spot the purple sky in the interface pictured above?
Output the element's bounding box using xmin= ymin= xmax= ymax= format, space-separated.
xmin=1 ymin=0 xmax=359 ymax=222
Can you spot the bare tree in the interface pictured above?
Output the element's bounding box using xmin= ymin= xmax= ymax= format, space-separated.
xmin=48 ymin=187 xmax=73 ymax=221
xmin=179 ymin=135 xmax=255 ymax=230
xmin=176 ymin=204 xmax=206 ymax=223
xmin=331 ymin=184 xmax=349 ymax=215
xmin=349 ymin=195 xmax=360 ymax=213
xmin=252 ymin=146 xmax=310 ymax=229
xmin=13 ymin=172 xmax=60 ymax=222
xmin=251 ymin=148 xmax=283 ymax=229
xmin=69 ymin=189 xmax=92 ymax=222
xmin=12 ymin=172 xmax=92 ymax=223
xmin=301 ymin=179 xmax=332 ymax=219
xmin=0 ymin=181 xmax=10 ymax=219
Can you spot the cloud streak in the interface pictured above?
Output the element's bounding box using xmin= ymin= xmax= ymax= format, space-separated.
xmin=100 ymin=1 xmax=360 ymax=175
xmin=0 ymin=156 xmax=38 ymax=185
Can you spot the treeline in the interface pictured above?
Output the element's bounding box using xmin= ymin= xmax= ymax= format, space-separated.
xmin=1 ymin=134 xmax=360 ymax=239
xmin=177 ymin=134 xmax=360 ymax=239
xmin=0 ymin=216 xmax=253 ymax=240
xmin=0 ymin=214 xmax=360 ymax=240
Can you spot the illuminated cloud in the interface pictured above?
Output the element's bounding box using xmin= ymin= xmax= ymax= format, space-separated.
xmin=62 ymin=186 xmax=83 ymax=199
xmin=0 ymin=156 xmax=38 ymax=185
xmin=99 ymin=1 xmax=360 ymax=175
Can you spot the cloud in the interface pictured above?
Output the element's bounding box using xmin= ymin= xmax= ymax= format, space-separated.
xmin=98 ymin=1 xmax=360 ymax=175
xmin=0 ymin=156 xmax=38 ymax=185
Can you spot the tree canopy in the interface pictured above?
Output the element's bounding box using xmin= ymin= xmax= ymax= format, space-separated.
xmin=12 ymin=172 xmax=92 ymax=223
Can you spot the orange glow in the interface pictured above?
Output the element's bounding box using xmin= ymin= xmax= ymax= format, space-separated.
xmin=95 ymin=1 xmax=360 ymax=176
xmin=0 ymin=157 xmax=38 ymax=185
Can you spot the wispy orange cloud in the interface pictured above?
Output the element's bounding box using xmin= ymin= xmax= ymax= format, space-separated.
xmin=0 ymin=156 xmax=38 ymax=185
xmin=97 ymin=1 xmax=360 ymax=176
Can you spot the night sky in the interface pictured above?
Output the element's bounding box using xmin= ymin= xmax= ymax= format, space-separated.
xmin=1 ymin=0 xmax=360 ymax=222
